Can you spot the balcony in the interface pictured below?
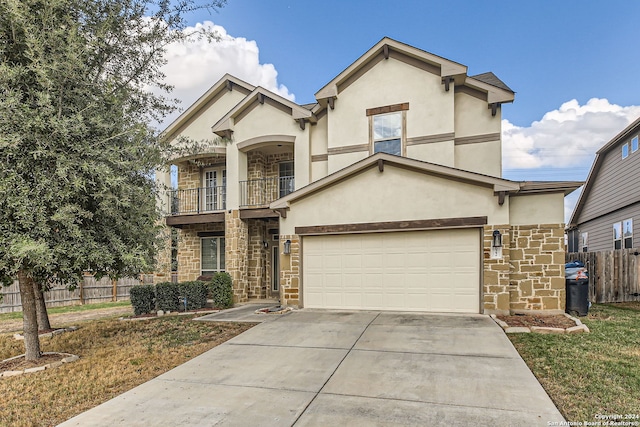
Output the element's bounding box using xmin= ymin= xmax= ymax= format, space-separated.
xmin=240 ymin=176 xmax=294 ymax=208
xmin=168 ymin=186 xmax=226 ymax=215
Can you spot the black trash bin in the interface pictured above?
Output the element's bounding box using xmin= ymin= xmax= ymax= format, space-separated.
xmin=566 ymin=279 xmax=589 ymax=316
xmin=565 ymin=261 xmax=589 ymax=316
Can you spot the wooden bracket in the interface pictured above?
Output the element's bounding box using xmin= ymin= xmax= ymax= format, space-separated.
xmin=298 ymin=119 xmax=305 ymax=131
xmin=497 ymin=191 xmax=507 ymax=206
xmin=383 ymin=45 xmax=390 ymax=60
xmin=226 ymin=80 xmax=233 ymax=91
xmin=273 ymin=208 xmax=287 ymax=218
xmin=489 ymin=103 xmax=499 ymax=116
xmin=328 ymin=97 xmax=335 ymax=110
xmin=442 ymin=76 xmax=454 ymax=91
xmin=378 ymin=158 xmax=384 ymax=172
xmin=258 ymin=93 xmax=265 ymax=104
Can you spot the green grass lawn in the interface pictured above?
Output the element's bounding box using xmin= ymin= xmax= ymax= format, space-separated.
xmin=508 ymin=302 xmax=640 ymax=421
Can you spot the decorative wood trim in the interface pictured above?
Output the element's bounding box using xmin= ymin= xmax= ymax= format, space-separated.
xmin=407 ymin=132 xmax=455 ymax=146
xmin=454 ymin=85 xmax=487 ymax=101
xmin=315 ymin=108 xmax=327 ymax=120
xmin=166 ymin=213 xmax=225 ymax=227
xmin=454 ymin=133 xmax=500 ymax=145
xmin=274 ymin=208 xmax=287 ymax=218
xmin=295 ymin=216 xmax=488 ymax=235
xmin=389 ymin=50 xmax=440 ymax=75
xmin=239 ymin=208 xmax=280 ymax=219
xmin=197 ymin=231 xmax=225 ymax=237
xmin=366 ymin=102 xmax=410 ymax=116
xmin=311 ymin=154 xmax=329 ymax=162
xmin=378 ymin=159 xmax=384 ymax=172
xmin=327 ymin=144 xmax=370 ymax=155
xmin=383 ymin=44 xmax=389 ymax=59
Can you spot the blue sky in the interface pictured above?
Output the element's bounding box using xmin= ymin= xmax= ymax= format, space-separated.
xmin=160 ymin=0 xmax=640 ymax=220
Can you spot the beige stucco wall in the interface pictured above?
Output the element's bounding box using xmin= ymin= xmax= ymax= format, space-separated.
xmin=280 ymin=164 xmax=510 ymax=235
xmin=509 ymin=193 xmax=565 ymax=225
xmin=453 ymin=91 xmax=502 ymax=177
xmin=406 ymin=141 xmax=455 ymax=167
xmin=455 ymin=140 xmax=501 ymax=177
xmin=326 ymin=58 xmax=455 ymax=174
xmin=171 ymin=89 xmax=247 ymax=144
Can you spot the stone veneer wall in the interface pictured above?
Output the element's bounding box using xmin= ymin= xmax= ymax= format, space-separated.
xmin=247 ymin=219 xmax=268 ymax=299
xmin=509 ymin=224 xmax=566 ymax=313
xmin=483 ymin=225 xmax=511 ymax=314
xmin=176 ymin=157 xmax=226 ymax=190
xmin=279 ymin=234 xmax=300 ymax=307
xmin=483 ymin=223 xmax=566 ymax=314
xmin=176 ymin=222 xmax=225 ymax=283
xmin=225 ymin=210 xmax=249 ymax=302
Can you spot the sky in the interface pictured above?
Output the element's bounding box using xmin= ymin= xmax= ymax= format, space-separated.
xmin=158 ymin=0 xmax=640 ymax=221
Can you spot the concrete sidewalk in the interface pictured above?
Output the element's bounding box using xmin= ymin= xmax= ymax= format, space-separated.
xmin=58 ymin=310 xmax=564 ymax=426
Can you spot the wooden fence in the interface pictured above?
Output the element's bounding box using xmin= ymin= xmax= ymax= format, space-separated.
xmin=0 ymin=275 xmax=154 ymax=314
xmin=566 ymin=249 xmax=640 ymax=303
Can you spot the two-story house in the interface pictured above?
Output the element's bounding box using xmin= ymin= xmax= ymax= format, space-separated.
xmin=156 ymin=38 xmax=581 ymax=315
xmin=568 ymin=116 xmax=640 ymax=252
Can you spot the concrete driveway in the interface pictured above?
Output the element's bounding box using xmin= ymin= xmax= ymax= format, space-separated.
xmin=59 ymin=309 xmax=564 ymax=426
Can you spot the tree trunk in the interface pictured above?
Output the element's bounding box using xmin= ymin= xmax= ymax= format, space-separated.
xmin=33 ymin=279 xmax=51 ymax=331
xmin=17 ymin=270 xmax=41 ymax=361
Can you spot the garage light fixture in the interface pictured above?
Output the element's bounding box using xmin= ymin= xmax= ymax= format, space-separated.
xmin=283 ymin=239 xmax=292 ymax=255
xmin=491 ymin=230 xmax=502 ymax=259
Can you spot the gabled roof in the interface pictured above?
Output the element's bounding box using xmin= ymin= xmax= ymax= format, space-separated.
xmin=314 ymin=37 xmax=514 ymax=107
xmin=315 ymin=37 xmax=467 ymax=101
xmin=162 ymin=74 xmax=255 ymax=140
xmin=569 ymin=115 xmax=640 ymax=227
xmin=211 ymin=86 xmax=313 ymax=137
xmin=470 ymin=72 xmax=514 ymax=93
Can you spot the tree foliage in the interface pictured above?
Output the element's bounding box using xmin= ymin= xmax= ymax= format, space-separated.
xmin=0 ymin=0 xmax=225 ymax=359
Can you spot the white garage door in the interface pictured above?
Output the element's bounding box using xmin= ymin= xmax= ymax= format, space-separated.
xmin=302 ymin=229 xmax=480 ymax=313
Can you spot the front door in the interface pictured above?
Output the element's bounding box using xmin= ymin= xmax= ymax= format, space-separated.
xmin=203 ymin=167 xmax=226 ymax=211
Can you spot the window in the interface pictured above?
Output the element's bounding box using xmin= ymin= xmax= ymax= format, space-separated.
xmin=581 ymin=232 xmax=588 ymax=252
xmin=623 ymin=218 xmax=633 ymax=249
xmin=201 ymin=237 xmax=225 ymax=275
xmin=613 ymin=222 xmax=622 ymax=249
xmin=373 ymin=112 xmax=402 ymax=155
xmin=622 ymin=143 xmax=629 ymax=159
xmin=278 ymin=161 xmax=294 ymax=197
xmin=633 ymin=136 xmax=639 ymax=153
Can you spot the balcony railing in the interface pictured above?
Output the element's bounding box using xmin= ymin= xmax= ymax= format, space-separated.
xmin=169 ymin=186 xmax=226 ymax=215
xmin=240 ymin=176 xmax=294 ymax=207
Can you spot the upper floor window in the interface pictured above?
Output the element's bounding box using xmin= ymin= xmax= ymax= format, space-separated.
xmin=367 ymin=103 xmax=408 ymax=156
xmin=623 ymin=218 xmax=633 ymax=249
xmin=632 ymin=136 xmax=639 ymax=153
xmin=622 ymin=143 xmax=629 ymax=159
xmin=613 ymin=222 xmax=622 ymax=249
xmin=279 ymin=161 xmax=294 ymax=197
xmin=581 ymin=232 xmax=588 ymax=252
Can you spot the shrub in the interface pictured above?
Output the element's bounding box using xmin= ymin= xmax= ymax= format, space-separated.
xmin=155 ymin=282 xmax=179 ymax=312
xmin=178 ymin=281 xmax=208 ymax=310
xmin=209 ymin=272 xmax=234 ymax=309
xmin=129 ymin=285 xmax=156 ymax=315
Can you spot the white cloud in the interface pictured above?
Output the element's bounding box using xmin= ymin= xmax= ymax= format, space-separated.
xmin=159 ymin=21 xmax=294 ymax=126
xmin=502 ymin=99 xmax=640 ymax=170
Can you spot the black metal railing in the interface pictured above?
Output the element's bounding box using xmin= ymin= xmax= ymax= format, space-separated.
xmin=168 ymin=186 xmax=226 ymax=215
xmin=239 ymin=176 xmax=294 ymax=207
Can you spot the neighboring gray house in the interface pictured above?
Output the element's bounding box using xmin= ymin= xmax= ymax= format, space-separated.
xmin=568 ymin=116 xmax=640 ymax=252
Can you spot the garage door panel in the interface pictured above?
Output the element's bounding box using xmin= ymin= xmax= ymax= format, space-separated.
xmin=302 ymin=229 xmax=480 ymax=313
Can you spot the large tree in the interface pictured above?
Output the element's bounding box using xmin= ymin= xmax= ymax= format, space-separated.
xmin=0 ymin=0 xmax=224 ymax=360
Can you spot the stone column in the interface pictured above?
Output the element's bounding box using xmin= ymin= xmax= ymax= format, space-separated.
xmin=225 ymin=210 xmax=249 ymax=302
xmin=483 ymin=225 xmax=511 ymax=315
xmin=279 ymin=234 xmax=300 ymax=307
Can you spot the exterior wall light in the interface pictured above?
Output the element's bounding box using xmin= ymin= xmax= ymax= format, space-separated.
xmin=283 ymin=239 xmax=291 ymax=255
xmin=491 ymin=230 xmax=503 ymax=259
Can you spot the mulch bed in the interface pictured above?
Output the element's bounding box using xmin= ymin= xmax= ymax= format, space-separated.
xmin=0 ymin=353 xmax=67 ymax=372
xmin=496 ymin=314 xmax=577 ymax=329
